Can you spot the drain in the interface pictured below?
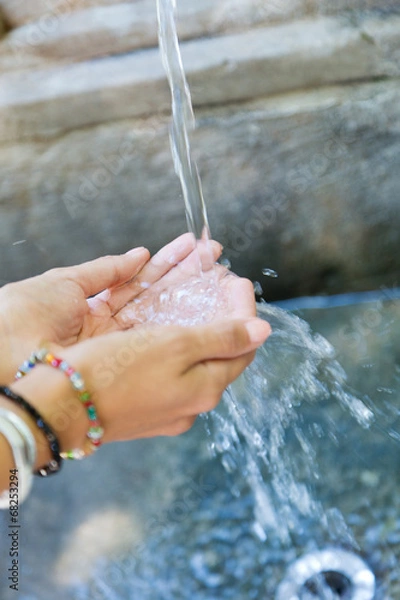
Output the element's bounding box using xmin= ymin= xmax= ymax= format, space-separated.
xmin=276 ymin=548 xmax=375 ymax=600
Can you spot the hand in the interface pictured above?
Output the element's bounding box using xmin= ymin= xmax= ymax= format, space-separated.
xmin=60 ymin=316 xmax=272 ymax=442
xmin=0 ymin=246 xmax=149 ymax=380
xmin=114 ymin=241 xmax=256 ymax=328
xmin=0 ymin=234 xmax=222 ymax=380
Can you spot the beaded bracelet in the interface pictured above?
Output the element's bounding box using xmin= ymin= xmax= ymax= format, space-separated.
xmin=0 ymin=386 xmax=62 ymax=477
xmin=16 ymin=349 xmax=104 ymax=459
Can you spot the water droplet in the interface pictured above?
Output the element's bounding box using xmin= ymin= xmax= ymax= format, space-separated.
xmin=377 ymin=387 xmax=394 ymax=394
xmin=262 ymin=268 xmax=278 ymax=278
xmin=253 ymin=281 xmax=263 ymax=296
xmin=219 ymin=257 xmax=231 ymax=270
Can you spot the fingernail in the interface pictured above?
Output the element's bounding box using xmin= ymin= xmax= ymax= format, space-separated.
xmin=125 ymin=247 xmax=146 ymax=256
xmin=245 ymin=318 xmax=271 ymax=345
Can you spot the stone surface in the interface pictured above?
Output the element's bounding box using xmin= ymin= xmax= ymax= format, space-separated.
xmin=0 ymin=15 xmax=399 ymax=144
xmin=2 ymin=1 xmax=400 ymax=75
xmin=0 ymin=0 xmax=313 ymax=74
xmin=0 ymin=0 xmax=309 ymax=30
xmin=0 ymin=79 xmax=399 ymax=299
xmin=0 ymin=5 xmax=399 ymax=299
xmin=0 ymin=0 xmax=132 ymax=28
xmin=0 ymin=0 xmax=397 ymax=30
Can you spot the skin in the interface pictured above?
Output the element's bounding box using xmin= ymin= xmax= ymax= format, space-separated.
xmin=0 ymin=235 xmax=271 ymax=490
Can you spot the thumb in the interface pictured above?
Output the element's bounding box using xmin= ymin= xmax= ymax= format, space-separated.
xmin=187 ymin=318 xmax=271 ymax=365
xmin=62 ymin=247 xmax=150 ymax=298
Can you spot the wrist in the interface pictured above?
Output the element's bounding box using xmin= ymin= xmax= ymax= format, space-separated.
xmin=0 ymin=287 xmax=14 ymax=382
xmin=8 ymin=365 xmax=88 ymax=471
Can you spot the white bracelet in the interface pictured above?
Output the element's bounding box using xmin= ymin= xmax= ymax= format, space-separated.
xmin=0 ymin=408 xmax=37 ymax=508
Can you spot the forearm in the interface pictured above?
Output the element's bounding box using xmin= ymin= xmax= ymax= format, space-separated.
xmin=0 ymin=365 xmax=88 ymax=494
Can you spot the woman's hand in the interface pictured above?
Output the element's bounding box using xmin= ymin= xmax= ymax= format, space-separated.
xmin=0 ymin=234 xmax=222 ymax=380
xmin=11 ymin=316 xmax=271 ymax=462
xmin=83 ymin=318 xmax=270 ymax=440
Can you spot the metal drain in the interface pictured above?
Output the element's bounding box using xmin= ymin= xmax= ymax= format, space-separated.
xmin=276 ymin=548 xmax=376 ymax=600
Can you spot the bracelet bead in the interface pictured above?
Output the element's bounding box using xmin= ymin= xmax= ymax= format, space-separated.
xmin=15 ymin=349 xmax=104 ymax=459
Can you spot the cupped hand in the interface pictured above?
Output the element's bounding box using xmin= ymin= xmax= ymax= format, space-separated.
xmin=0 ymin=234 xmax=222 ymax=380
xmin=61 ymin=317 xmax=271 ymax=443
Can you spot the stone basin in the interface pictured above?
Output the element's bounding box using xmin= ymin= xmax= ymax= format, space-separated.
xmin=0 ymin=290 xmax=399 ymax=599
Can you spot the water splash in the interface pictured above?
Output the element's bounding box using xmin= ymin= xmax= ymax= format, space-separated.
xmin=122 ymin=281 xmax=374 ymax=546
xmin=206 ymin=303 xmax=374 ymax=545
xmin=155 ymin=0 xmax=374 ymax=547
xmin=262 ymin=268 xmax=279 ymax=278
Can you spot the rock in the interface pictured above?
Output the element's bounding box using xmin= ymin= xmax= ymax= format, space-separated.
xmin=0 ymin=0 xmax=128 ymax=28
xmin=0 ymin=0 xmax=310 ymax=31
xmin=0 ymin=0 xmax=311 ymax=74
xmin=0 ymin=15 xmax=399 ymax=144
xmin=0 ymin=0 xmax=397 ymax=30
xmin=0 ymin=79 xmax=399 ymax=299
xmin=1 ymin=1 xmax=399 ymax=73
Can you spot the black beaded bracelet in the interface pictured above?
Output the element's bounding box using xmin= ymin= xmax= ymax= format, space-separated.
xmin=0 ymin=386 xmax=62 ymax=477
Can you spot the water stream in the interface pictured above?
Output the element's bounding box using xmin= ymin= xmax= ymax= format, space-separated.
xmin=156 ymin=0 xmax=211 ymax=247
xmin=152 ymin=0 xmax=375 ymax=549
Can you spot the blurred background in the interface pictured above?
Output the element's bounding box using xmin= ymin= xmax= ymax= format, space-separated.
xmin=0 ymin=0 xmax=399 ymax=299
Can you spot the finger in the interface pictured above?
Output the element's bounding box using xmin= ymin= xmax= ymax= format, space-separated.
xmin=135 ymin=239 xmax=222 ymax=295
xmin=136 ymin=233 xmax=197 ymax=284
xmin=182 ymin=318 xmax=271 ymax=368
xmin=139 ymin=416 xmax=198 ymax=438
xmin=109 ymin=233 xmax=198 ymax=312
xmin=135 ymin=235 xmax=222 ymax=288
xmin=113 ymin=238 xmax=222 ymax=325
xmin=184 ymin=351 xmax=256 ymax=415
xmin=62 ymin=248 xmax=150 ymax=298
xmin=222 ymin=275 xmax=257 ymax=319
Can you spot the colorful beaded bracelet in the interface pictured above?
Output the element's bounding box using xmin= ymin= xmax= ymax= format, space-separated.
xmin=0 ymin=386 xmax=62 ymax=477
xmin=15 ymin=349 xmax=104 ymax=460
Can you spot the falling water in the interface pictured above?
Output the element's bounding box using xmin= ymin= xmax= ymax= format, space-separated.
xmin=156 ymin=0 xmax=211 ymax=244
xmin=136 ymin=0 xmax=376 ymax=545
xmin=208 ymin=303 xmax=374 ymax=545
xmin=115 ymin=0 xmax=228 ymax=326
xmin=120 ymin=0 xmax=372 ymax=544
